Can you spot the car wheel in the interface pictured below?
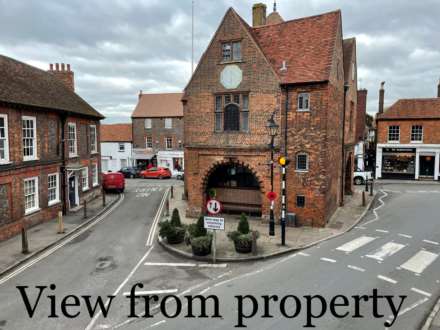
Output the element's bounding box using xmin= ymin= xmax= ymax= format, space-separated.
xmin=354 ymin=177 xmax=364 ymax=185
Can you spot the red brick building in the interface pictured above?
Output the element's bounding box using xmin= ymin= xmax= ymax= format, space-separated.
xmin=376 ymin=81 xmax=440 ymax=180
xmin=183 ymin=4 xmax=358 ymax=226
xmin=0 ymin=56 xmax=103 ymax=240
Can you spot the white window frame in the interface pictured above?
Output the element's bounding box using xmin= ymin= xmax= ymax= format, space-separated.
xmin=411 ymin=125 xmax=423 ymax=143
xmin=146 ymin=136 xmax=153 ymax=148
xmin=0 ymin=114 xmax=9 ymax=164
xmin=388 ymin=125 xmax=400 ymax=143
xmin=297 ymin=93 xmax=310 ymax=112
xmin=164 ymin=118 xmax=172 ymax=129
xmin=47 ymin=173 xmax=60 ymax=206
xmin=118 ymin=143 xmax=125 ymax=152
xmin=165 ymin=137 xmax=173 ymax=150
xmin=295 ymin=153 xmax=309 ymax=172
xmin=24 ymin=176 xmax=40 ymax=215
xmin=90 ymin=125 xmax=97 ymax=153
xmin=22 ymin=116 xmax=37 ymax=161
xmin=92 ymin=163 xmax=99 ymax=187
xmin=81 ymin=167 xmax=89 ymax=191
xmin=68 ymin=122 xmax=78 ymax=157
xmin=145 ymin=118 xmax=152 ymax=129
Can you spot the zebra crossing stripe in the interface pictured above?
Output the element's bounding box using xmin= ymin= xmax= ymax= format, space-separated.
xmin=365 ymin=242 xmax=405 ymax=261
xmin=401 ymin=250 xmax=438 ymax=274
xmin=336 ymin=236 xmax=376 ymax=253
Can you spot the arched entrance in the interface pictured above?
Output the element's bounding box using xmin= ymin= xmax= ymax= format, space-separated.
xmin=204 ymin=162 xmax=262 ymax=216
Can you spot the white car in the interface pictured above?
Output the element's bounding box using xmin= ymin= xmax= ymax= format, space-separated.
xmin=174 ymin=170 xmax=184 ymax=180
xmin=353 ymin=170 xmax=373 ymax=185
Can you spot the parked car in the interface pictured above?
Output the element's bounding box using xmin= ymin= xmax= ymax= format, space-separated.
xmin=102 ymin=172 xmax=125 ymax=192
xmin=353 ymin=170 xmax=373 ymax=185
xmin=119 ymin=166 xmax=142 ymax=178
xmin=140 ymin=167 xmax=172 ymax=179
xmin=174 ymin=170 xmax=184 ymax=180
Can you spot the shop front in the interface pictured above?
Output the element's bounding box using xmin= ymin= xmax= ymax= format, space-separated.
xmin=380 ymin=147 xmax=416 ymax=179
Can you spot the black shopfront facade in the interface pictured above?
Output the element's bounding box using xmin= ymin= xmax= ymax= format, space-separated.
xmin=381 ymin=147 xmax=416 ymax=179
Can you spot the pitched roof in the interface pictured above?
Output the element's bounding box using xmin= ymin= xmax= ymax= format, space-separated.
xmin=131 ymin=92 xmax=184 ymax=118
xmin=250 ymin=10 xmax=341 ymax=84
xmin=343 ymin=38 xmax=355 ymax=83
xmin=377 ymin=98 xmax=440 ymax=119
xmin=100 ymin=123 xmax=132 ymax=142
xmin=266 ymin=11 xmax=284 ymax=25
xmin=0 ymin=55 xmax=103 ymax=118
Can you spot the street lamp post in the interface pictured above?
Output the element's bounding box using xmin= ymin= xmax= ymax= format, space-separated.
xmin=266 ymin=112 xmax=279 ymax=236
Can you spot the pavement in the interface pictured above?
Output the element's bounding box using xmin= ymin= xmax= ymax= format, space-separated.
xmin=159 ymin=185 xmax=376 ymax=260
xmin=0 ymin=192 xmax=119 ymax=275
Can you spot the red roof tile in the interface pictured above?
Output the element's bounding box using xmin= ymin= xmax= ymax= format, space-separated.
xmin=100 ymin=124 xmax=132 ymax=142
xmin=378 ymin=98 xmax=440 ymax=120
xmin=131 ymin=92 xmax=183 ymax=118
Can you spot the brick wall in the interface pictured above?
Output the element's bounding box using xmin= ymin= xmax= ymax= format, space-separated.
xmin=377 ymin=119 xmax=440 ymax=144
xmin=356 ymin=89 xmax=368 ymax=142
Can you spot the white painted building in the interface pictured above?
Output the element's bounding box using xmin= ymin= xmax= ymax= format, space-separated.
xmin=100 ymin=124 xmax=133 ymax=172
xmin=157 ymin=150 xmax=184 ymax=176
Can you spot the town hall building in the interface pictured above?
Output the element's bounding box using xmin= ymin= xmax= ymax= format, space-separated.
xmin=183 ymin=3 xmax=358 ymax=227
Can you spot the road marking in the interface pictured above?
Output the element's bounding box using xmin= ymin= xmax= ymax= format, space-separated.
xmin=85 ymin=245 xmax=154 ymax=330
xmin=146 ymin=188 xmax=170 ymax=247
xmin=298 ymin=252 xmax=310 ymax=257
xmin=144 ymin=262 xmax=228 ymax=268
xmin=355 ymin=226 xmax=366 ymax=230
xmin=411 ymin=288 xmax=432 ymax=297
xmin=216 ymin=271 xmax=232 ymax=279
xmin=336 ymin=236 xmax=376 ymax=253
xmin=320 ymin=257 xmax=337 ymax=263
xmin=199 ymin=287 xmax=211 ymax=295
xmin=347 ymin=265 xmax=365 ymax=272
xmin=0 ymin=194 xmax=125 ymax=287
xmin=398 ymin=233 xmax=413 ymax=239
xmin=401 ymin=251 xmax=438 ymax=274
xmin=375 ymin=229 xmax=389 ymax=233
xmin=389 ymin=297 xmax=429 ymax=318
xmin=362 ymin=190 xmax=388 ymax=226
xmin=150 ymin=320 xmax=166 ymax=328
xmin=366 ymin=242 xmax=405 ymax=261
xmin=378 ymin=275 xmax=397 ymax=284
xmin=199 ymin=263 xmax=228 ymax=268
xmin=123 ymin=289 xmax=178 ymax=296
xmin=423 ymin=239 xmax=440 ymax=246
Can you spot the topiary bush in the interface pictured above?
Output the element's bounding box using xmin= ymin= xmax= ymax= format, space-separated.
xmin=159 ymin=211 xmax=185 ymax=245
xmin=227 ymin=214 xmax=259 ymax=254
xmin=237 ymin=213 xmax=250 ymax=234
xmin=191 ymin=235 xmax=212 ymax=256
xmin=170 ymin=208 xmax=182 ymax=227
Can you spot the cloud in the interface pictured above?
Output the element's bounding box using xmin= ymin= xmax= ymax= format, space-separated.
xmin=0 ymin=0 xmax=439 ymax=121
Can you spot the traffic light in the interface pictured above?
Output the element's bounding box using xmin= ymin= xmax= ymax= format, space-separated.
xmin=278 ymin=156 xmax=290 ymax=166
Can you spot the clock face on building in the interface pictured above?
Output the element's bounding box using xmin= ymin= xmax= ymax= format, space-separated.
xmin=220 ymin=65 xmax=242 ymax=89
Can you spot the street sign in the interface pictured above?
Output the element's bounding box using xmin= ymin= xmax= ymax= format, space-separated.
xmin=266 ymin=191 xmax=277 ymax=201
xmin=204 ymin=216 xmax=225 ymax=231
xmin=206 ymin=199 xmax=222 ymax=215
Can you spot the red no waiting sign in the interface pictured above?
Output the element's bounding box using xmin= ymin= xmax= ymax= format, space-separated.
xmin=206 ymin=199 xmax=222 ymax=215
xmin=266 ymin=191 xmax=277 ymax=201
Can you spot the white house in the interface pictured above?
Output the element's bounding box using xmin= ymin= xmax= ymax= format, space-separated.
xmin=100 ymin=123 xmax=133 ymax=172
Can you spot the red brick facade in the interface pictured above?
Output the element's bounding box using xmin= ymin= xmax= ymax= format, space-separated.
xmin=183 ymin=7 xmax=356 ymax=227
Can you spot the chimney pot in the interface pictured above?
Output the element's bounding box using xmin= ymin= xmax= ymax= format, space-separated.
xmin=49 ymin=63 xmax=53 ymax=71
xmin=61 ymin=63 xmax=65 ymax=71
xmin=139 ymin=90 xmax=143 ymax=99
xmin=55 ymin=63 xmax=59 ymax=71
xmin=67 ymin=64 xmax=71 ymax=71
xmin=437 ymin=78 xmax=440 ymax=98
xmin=252 ymin=3 xmax=267 ymax=27
xmin=378 ymin=81 xmax=385 ymax=114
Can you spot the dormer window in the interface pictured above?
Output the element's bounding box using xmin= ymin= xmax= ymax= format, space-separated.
xmin=222 ymin=41 xmax=241 ymax=62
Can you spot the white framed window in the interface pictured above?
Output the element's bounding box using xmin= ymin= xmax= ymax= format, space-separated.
xmin=296 ymin=153 xmax=309 ymax=172
xmin=24 ymin=177 xmax=39 ymax=214
xmin=388 ymin=125 xmax=400 ymax=142
xmin=0 ymin=114 xmax=9 ymax=163
xmin=47 ymin=173 xmax=60 ymax=206
xmin=297 ymin=93 xmax=310 ymax=111
xmin=22 ymin=116 xmax=37 ymax=161
xmin=146 ymin=136 xmax=153 ymax=148
xmin=165 ymin=118 xmax=172 ymax=129
xmin=145 ymin=118 xmax=152 ymax=129
xmin=90 ymin=125 xmax=97 ymax=153
xmin=118 ymin=143 xmax=125 ymax=152
xmin=68 ymin=123 xmax=78 ymax=157
xmin=91 ymin=163 xmax=99 ymax=186
xmin=81 ymin=167 xmax=89 ymax=191
xmin=411 ymin=125 xmax=423 ymax=142
xmin=166 ymin=137 xmax=173 ymax=149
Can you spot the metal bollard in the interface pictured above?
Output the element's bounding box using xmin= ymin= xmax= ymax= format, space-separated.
xmin=83 ymin=200 xmax=88 ymax=219
xmin=370 ymin=179 xmax=374 ymax=196
xmin=21 ymin=227 xmax=29 ymax=254
xmin=365 ymin=178 xmax=369 ymax=192
xmin=102 ymin=188 xmax=106 ymax=207
xmin=362 ymin=191 xmax=366 ymax=207
xmin=57 ymin=211 xmax=65 ymax=234
xmin=170 ymin=185 xmax=174 ymax=199
xmin=165 ymin=198 xmax=170 ymax=217
xmin=252 ymin=231 xmax=258 ymax=256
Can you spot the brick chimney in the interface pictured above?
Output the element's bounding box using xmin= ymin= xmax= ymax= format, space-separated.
xmin=378 ymin=81 xmax=385 ymax=114
xmin=48 ymin=63 xmax=75 ymax=92
xmin=356 ymin=89 xmax=368 ymax=141
xmin=437 ymin=78 xmax=440 ymax=98
xmin=252 ymin=3 xmax=267 ymax=27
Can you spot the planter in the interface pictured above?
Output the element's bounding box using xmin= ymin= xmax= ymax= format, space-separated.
xmin=233 ymin=238 xmax=253 ymax=254
xmin=166 ymin=227 xmax=185 ymax=245
xmin=191 ymin=236 xmax=212 ymax=256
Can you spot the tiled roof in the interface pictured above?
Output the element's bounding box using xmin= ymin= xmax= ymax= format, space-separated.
xmin=131 ymin=92 xmax=183 ymax=118
xmin=0 ymin=54 xmax=103 ymax=118
xmin=100 ymin=123 xmax=132 ymax=142
xmin=377 ymin=98 xmax=440 ymax=119
xmin=250 ymin=10 xmax=341 ymax=84
xmin=343 ymin=38 xmax=355 ymax=83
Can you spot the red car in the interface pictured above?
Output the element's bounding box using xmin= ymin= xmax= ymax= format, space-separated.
xmin=102 ymin=172 xmax=125 ymax=193
xmin=140 ymin=167 xmax=172 ymax=179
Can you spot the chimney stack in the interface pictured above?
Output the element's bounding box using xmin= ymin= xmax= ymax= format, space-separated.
xmin=139 ymin=90 xmax=143 ymax=100
xmin=48 ymin=63 xmax=75 ymax=92
xmin=437 ymin=78 xmax=440 ymax=98
xmin=378 ymin=81 xmax=385 ymax=114
xmin=252 ymin=3 xmax=267 ymax=27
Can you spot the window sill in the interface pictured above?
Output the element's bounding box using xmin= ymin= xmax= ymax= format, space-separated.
xmin=25 ymin=208 xmax=41 ymax=216
xmin=295 ymin=170 xmax=309 ymax=173
xmin=219 ymin=60 xmax=244 ymax=65
xmin=387 ymin=141 xmax=400 ymax=144
xmin=91 ymin=151 xmax=99 ymax=155
xmin=410 ymin=141 xmax=423 ymax=144
xmin=69 ymin=154 xmax=78 ymax=158
xmin=297 ymin=109 xmax=310 ymax=112
xmin=23 ymin=157 xmax=39 ymax=162
xmin=92 ymin=183 xmax=99 ymax=188
xmin=48 ymin=200 xmax=61 ymax=207
xmin=0 ymin=161 xmax=12 ymax=166
xmin=82 ymin=187 xmax=90 ymax=192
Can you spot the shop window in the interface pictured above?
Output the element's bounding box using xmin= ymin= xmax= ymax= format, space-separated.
xmin=296 ymin=153 xmax=309 ymax=171
xmin=296 ymin=195 xmax=305 ymax=208
xmin=297 ymin=93 xmax=310 ymax=111
xmin=388 ymin=126 xmax=400 ymax=142
xmin=411 ymin=125 xmax=423 ymax=142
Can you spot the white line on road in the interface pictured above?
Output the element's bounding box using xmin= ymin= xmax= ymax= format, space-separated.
xmin=320 ymin=257 xmax=337 ymax=263
xmin=336 ymin=236 xmax=376 ymax=253
xmin=347 ymin=265 xmax=366 ymax=272
xmin=144 ymin=262 xmax=228 ymax=268
xmin=362 ymin=190 xmax=388 ymax=226
xmin=411 ymin=288 xmax=432 ymax=297
xmin=375 ymin=229 xmax=389 ymax=233
xmin=298 ymin=252 xmax=310 ymax=257
xmin=123 ymin=289 xmax=178 ymax=296
xmin=0 ymin=194 xmax=125 ymax=287
xmin=198 ymin=263 xmax=228 ymax=268
xmin=389 ymin=298 xmax=429 ymax=318
xmin=355 ymin=226 xmax=366 ymax=230
xmin=423 ymin=239 xmax=440 ymax=246
xmin=146 ymin=188 xmax=170 ymax=247
xmin=401 ymin=250 xmax=438 ymax=274
xmin=366 ymin=242 xmax=405 ymax=261
xmin=378 ymin=275 xmax=397 ymax=284
xmin=398 ymin=233 xmax=413 ymax=239
xmin=150 ymin=320 xmax=166 ymax=328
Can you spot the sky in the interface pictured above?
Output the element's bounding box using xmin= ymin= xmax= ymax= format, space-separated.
xmin=0 ymin=0 xmax=439 ymax=123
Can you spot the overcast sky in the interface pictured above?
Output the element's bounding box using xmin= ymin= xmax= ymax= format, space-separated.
xmin=1 ymin=0 xmax=439 ymax=123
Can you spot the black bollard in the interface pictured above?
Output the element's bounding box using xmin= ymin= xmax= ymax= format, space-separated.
xmin=83 ymin=199 xmax=88 ymax=219
xmin=21 ymin=227 xmax=29 ymax=254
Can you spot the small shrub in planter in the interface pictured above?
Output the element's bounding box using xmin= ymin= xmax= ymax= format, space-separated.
xmin=228 ymin=213 xmax=259 ymax=254
xmin=159 ymin=219 xmax=185 ymax=245
xmin=191 ymin=235 xmax=212 ymax=256
xmin=170 ymin=208 xmax=182 ymax=227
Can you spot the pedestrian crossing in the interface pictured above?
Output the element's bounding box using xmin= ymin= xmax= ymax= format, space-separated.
xmin=334 ymin=235 xmax=439 ymax=276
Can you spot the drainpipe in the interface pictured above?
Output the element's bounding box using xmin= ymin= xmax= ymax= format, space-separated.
xmin=340 ymin=84 xmax=349 ymax=207
xmin=283 ymin=85 xmax=289 ymax=213
xmin=60 ymin=114 xmax=67 ymax=215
